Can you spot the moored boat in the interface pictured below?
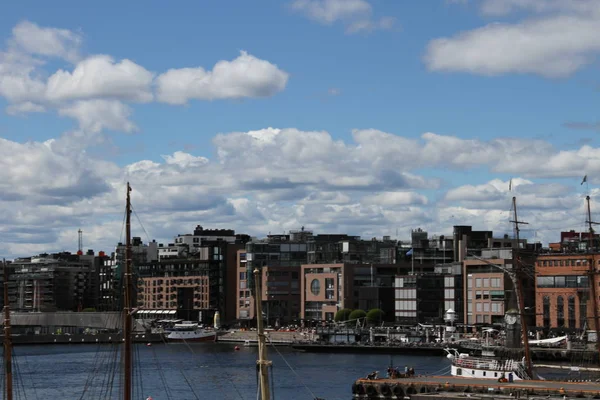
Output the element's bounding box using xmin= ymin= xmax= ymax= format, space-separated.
xmin=445 ymin=348 xmax=530 ymax=380
xmin=166 ymin=322 xmax=216 ymax=342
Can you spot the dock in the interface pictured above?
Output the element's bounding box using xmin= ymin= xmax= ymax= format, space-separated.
xmin=352 ymin=375 xmax=600 ymax=399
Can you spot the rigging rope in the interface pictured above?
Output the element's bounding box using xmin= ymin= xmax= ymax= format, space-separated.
xmin=180 ymin=338 xmax=234 ymax=400
xmin=266 ymin=336 xmax=321 ymax=400
xmin=16 ymin=348 xmax=38 ymax=400
xmin=132 ymin=207 xmax=152 ymax=245
xmin=151 ymin=342 xmax=174 ymax=400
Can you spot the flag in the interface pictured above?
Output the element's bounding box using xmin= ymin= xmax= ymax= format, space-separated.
xmin=406 ymin=248 xmax=413 ymax=256
xmin=509 ymin=179 xmax=512 ymax=191
xmin=581 ymin=175 xmax=588 ymax=185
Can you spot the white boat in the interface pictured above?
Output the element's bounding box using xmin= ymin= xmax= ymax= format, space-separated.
xmin=445 ymin=348 xmax=530 ymax=381
xmin=166 ymin=322 xmax=216 ymax=342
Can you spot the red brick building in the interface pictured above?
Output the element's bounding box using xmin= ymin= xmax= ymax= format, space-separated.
xmin=535 ymin=254 xmax=598 ymax=330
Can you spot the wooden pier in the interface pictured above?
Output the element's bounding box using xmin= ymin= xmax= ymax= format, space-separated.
xmin=352 ymin=375 xmax=600 ymax=399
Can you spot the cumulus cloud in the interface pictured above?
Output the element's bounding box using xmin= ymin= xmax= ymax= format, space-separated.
xmin=46 ymin=55 xmax=154 ymax=103
xmin=0 ymin=21 xmax=289 ymax=125
xmin=1 ymin=125 xmax=600 ymax=257
xmin=58 ymin=100 xmax=138 ymax=133
xmin=290 ymin=0 xmax=396 ymax=34
xmin=426 ymin=0 xmax=600 ymax=77
xmin=6 ymin=101 xmax=45 ymax=115
xmin=10 ymin=21 xmax=82 ymax=62
xmin=155 ymin=51 xmax=289 ymax=104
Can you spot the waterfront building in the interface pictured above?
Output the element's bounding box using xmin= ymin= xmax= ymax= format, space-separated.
xmin=135 ymin=226 xmax=249 ymax=325
xmin=301 ymin=263 xmax=352 ymax=322
xmin=1 ymin=251 xmax=104 ymax=312
xmin=239 ymin=230 xmax=309 ymax=326
xmin=463 ymin=247 xmax=535 ymax=328
xmin=393 ymin=262 xmax=463 ymax=325
xmin=299 ymin=262 xmax=399 ymax=322
xmin=535 ymin=252 xmax=596 ymax=331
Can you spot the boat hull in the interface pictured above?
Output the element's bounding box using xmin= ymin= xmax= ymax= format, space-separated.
xmin=167 ymin=331 xmax=216 ymax=342
xmin=451 ymin=364 xmax=522 ymax=380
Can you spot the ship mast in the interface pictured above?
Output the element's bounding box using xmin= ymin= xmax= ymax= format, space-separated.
xmin=253 ymin=268 xmax=271 ymax=400
xmin=585 ymin=195 xmax=600 ymax=365
xmin=510 ymin=196 xmax=533 ymax=378
xmin=123 ymin=183 xmax=133 ymax=400
xmin=3 ymin=260 xmax=13 ymax=400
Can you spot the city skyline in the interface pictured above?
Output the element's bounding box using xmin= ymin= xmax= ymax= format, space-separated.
xmin=1 ymin=1 xmax=599 ymax=258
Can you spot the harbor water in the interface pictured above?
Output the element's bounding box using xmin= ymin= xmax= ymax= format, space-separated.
xmin=8 ymin=343 xmax=449 ymax=399
xmin=5 ymin=343 xmax=587 ymax=399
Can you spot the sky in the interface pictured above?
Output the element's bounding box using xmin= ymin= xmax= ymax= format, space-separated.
xmin=0 ymin=0 xmax=599 ymax=258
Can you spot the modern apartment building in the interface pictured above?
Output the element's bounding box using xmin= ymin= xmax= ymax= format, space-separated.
xmin=301 ymin=263 xmax=352 ymax=322
xmin=1 ymin=251 xmax=103 ymax=312
xmin=136 ymin=227 xmax=249 ymax=325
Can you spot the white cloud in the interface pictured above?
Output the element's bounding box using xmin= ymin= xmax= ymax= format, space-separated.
xmin=363 ymin=191 xmax=429 ymax=207
xmin=155 ymin=51 xmax=289 ymax=104
xmin=6 ymin=101 xmax=45 ymax=115
xmin=162 ymin=151 xmax=209 ymax=168
xmin=290 ymin=0 xmax=396 ymax=34
xmin=479 ymin=0 xmax=599 ymax=17
xmin=46 ymin=55 xmax=154 ymax=103
xmin=58 ymin=100 xmax=138 ymax=133
xmin=291 ymin=0 xmax=372 ymax=23
xmin=1 ymin=125 xmax=600 ymax=258
xmin=426 ymin=1 xmax=600 ymax=77
xmin=11 ymin=21 xmax=82 ymax=62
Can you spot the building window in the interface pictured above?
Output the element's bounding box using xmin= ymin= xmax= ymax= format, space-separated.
xmin=580 ymin=295 xmax=588 ymax=330
xmin=310 ymin=279 xmax=320 ymax=296
xmin=476 ymin=279 xmax=482 ymax=288
xmin=557 ymin=296 xmax=565 ymax=327
xmin=568 ymin=296 xmax=576 ymax=329
xmin=543 ymin=296 xmax=550 ymax=328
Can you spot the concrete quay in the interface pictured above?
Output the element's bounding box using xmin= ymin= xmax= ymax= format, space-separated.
xmin=352 ymin=375 xmax=600 ymax=399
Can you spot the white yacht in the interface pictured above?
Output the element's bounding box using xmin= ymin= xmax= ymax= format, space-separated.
xmin=166 ymin=322 xmax=216 ymax=342
xmin=445 ymin=348 xmax=530 ymax=381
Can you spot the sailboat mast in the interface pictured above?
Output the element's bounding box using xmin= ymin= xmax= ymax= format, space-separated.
xmin=3 ymin=260 xmax=12 ymax=400
xmin=124 ymin=183 xmax=133 ymax=400
xmin=585 ymin=195 xmax=600 ymax=365
xmin=511 ymin=196 xmax=533 ymax=378
xmin=253 ymin=269 xmax=271 ymax=400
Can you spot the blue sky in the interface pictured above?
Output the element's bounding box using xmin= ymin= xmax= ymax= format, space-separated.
xmin=0 ymin=0 xmax=599 ymax=257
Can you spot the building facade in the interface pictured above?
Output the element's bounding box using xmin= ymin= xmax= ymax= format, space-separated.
xmin=535 ymin=253 xmax=596 ymax=331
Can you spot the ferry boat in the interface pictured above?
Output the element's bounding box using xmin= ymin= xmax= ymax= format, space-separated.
xmin=445 ymin=348 xmax=530 ymax=381
xmin=166 ymin=322 xmax=216 ymax=342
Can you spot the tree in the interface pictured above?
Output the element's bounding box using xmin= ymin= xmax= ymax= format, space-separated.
xmin=348 ymin=309 xmax=367 ymax=321
xmin=366 ymin=308 xmax=385 ymax=325
xmin=334 ymin=308 xmax=353 ymax=322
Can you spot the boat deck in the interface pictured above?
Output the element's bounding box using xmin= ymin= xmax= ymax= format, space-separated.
xmin=355 ymin=375 xmax=600 ymax=396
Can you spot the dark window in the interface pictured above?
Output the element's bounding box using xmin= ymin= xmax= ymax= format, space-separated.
xmin=557 ymin=296 xmax=565 ymax=327
xmin=568 ymin=296 xmax=576 ymax=329
xmin=543 ymin=296 xmax=550 ymax=328
xmin=310 ymin=279 xmax=320 ymax=296
xmin=536 ymin=276 xmax=554 ymax=288
xmin=580 ymin=294 xmax=588 ymax=330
